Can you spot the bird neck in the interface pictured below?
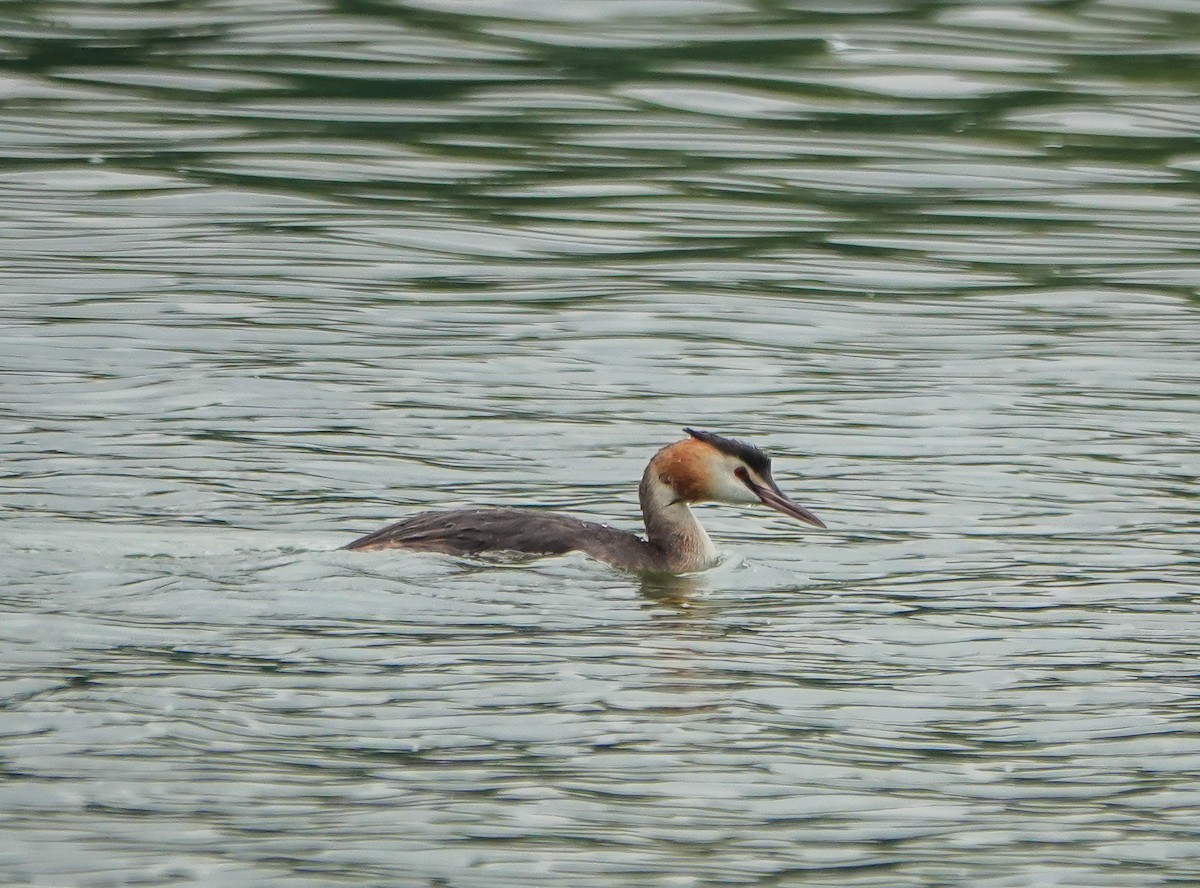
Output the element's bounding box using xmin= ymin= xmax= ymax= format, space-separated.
xmin=638 ymin=462 xmax=717 ymax=573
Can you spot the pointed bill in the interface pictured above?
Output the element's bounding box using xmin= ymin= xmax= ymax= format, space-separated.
xmin=749 ymin=478 xmax=825 ymax=528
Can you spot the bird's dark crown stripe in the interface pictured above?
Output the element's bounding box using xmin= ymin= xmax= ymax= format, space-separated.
xmin=683 ymin=428 xmax=771 ymax=474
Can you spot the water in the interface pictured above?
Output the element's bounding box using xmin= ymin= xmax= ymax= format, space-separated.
xmin=3 ymin=1 xmax=1199 ymax=885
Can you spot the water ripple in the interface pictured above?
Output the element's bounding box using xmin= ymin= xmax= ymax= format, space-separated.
xmin=3 ymin=0 xmax=1200 ymax=885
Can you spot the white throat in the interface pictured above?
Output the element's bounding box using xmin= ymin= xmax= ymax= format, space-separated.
xmin=638 ymin=470 xmax=718 ymax=571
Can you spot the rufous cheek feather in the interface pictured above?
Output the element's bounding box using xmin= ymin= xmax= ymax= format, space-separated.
xmin=654 ymin=439 xmax=711 ymax=502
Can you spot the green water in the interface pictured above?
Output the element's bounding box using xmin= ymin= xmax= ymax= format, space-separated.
xmin=2 ymin=1 xmax=1199 ymax=885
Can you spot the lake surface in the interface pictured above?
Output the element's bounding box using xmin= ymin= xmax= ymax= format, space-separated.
xmin=2 ymin=1 xmax=1199 ymax=885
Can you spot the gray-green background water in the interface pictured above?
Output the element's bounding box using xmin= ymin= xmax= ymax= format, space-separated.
xmin=3 ymin=1 xmax=1199 ymax=885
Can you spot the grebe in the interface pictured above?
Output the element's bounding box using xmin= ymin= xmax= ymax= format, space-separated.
xmin=342 ymin=428 xmax=825 ymax=573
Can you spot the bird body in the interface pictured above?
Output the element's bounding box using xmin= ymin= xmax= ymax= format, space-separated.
xmin=343 ymin=428 xmax=824 ymax=573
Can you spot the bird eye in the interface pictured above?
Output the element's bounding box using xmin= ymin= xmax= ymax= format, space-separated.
xmin=734 ymin=466 xmax=749 ymax=481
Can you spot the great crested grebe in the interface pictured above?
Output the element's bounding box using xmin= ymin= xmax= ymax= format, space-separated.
xmin=343 ymin=428 xmax=824 ymax=573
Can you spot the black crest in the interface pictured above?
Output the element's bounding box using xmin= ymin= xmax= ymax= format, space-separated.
xmin=683 ymin=428 xmax=772 ymax=475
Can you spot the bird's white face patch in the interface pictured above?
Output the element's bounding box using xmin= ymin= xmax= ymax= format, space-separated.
xmin=706 ymin=454 xmax=765 ymax=505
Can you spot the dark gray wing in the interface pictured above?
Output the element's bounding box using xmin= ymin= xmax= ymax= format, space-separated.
xmin=342 ymin=507 xmax=661 ymax=569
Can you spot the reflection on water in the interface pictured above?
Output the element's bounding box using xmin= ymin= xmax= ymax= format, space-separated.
xmin=2 ymin=0 xmax=1200 ymax=885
